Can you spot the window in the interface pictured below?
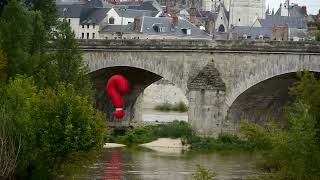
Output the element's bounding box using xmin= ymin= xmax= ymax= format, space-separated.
xmin=82 ymin=25 xmax=84 ymax=28
xmin=239 ymin=18 xmax=241 ymax=22
xmin=93 ymin=24 xmax=95 ymax=29
xmin=109 ymin=17 xmax=115 ymax=24
xmin=87 ymin=33 xmax=89 ymax=39
xmin=81 ymin=33 xmax=84 ymax=39
xmin=92 ymin=33 xmax=95 ymax=39
xmin=87 ymin=24 xmax=89 ymax=29
xmin=68 ymin=19 xmax=71 ymax=23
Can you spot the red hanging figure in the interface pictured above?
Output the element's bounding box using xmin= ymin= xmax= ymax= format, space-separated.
xmin=106 ymin=75 xmax=129 ymax=119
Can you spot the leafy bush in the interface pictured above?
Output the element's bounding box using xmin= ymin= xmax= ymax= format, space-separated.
xmin=28 ymin=83 xmax=106 ymax=176
xmin=187 ymin=133 xmax=250 ymax=151
xmin=116 ymin=120 xmax=193 ymax=145
xmin=155 ymin=101 xmax=188 ymax=112
xmin=316 ymin=32 xmax=320 ymax=41
xmin=240 ymin=120 xmax=272 ymax=150
xmin=192 ymin=164 xmax=216 ymax=180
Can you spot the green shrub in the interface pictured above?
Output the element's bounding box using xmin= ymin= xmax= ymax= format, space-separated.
xmin=192 ymin=164 xmax=216 ymax=180
xmin=155 ymin=101 xmax=188 ymax=112
xmin=316 ymin=32 xmax=320 ymax=41
xmin=115 ymin=121 xmax=193 ymax=145
xmin=239 ymin=120 xmax=272 ymax=150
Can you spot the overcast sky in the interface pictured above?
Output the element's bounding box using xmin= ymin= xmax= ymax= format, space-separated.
xmin=266 ymin=0 xmax=320 ymax=15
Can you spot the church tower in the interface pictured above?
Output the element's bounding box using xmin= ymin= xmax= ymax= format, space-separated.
xmin=229 ymin=0 xmax=266 ymax=27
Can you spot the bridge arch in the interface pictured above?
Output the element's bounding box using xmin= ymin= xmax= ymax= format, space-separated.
xmin=83 ymin=51 xmax=189 ymax=93
xmin=224 ymin=53 xmax=320 ymax=108
xmin=221 ymin=53 xmax=320 ymax=132
xmin=89 ymin=65 xmax=188 ymax=127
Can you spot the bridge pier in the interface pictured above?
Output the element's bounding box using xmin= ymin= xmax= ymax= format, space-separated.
xmin=187 ymin=62 xmax=227 ymax=136
xmin=188 ymin=90 xmax=227 ymax=136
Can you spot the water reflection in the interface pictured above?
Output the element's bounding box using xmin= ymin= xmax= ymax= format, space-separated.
xmin=74 ymin=147 xmax=262 ymax=180
xmin=104 ymin=149 xmax=122 ymax=180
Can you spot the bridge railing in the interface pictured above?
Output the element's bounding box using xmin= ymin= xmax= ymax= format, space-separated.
xmin=77 ymin=39 xmax=320 ymax=53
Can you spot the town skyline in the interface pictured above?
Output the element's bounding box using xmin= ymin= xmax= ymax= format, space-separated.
xmin=266 ymin=0 xmax=319 ymax=14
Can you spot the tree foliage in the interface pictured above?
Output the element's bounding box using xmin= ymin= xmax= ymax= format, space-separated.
xmin=24 ymin=0 xmax=57 ymax=30
xmin=51 ymin=20 xmax=92 ymax=97
xmin=0 ymin=0 xmax=32 ymax=78
xmin=240 ymin=72 xmax=320 ymax=179
xmin=29 ymin=83 xmax=106 ymax=176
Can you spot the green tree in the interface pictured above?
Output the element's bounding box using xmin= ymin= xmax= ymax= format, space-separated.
xmin=316 ymin=32 xmax=320 ymax=41
xmin=289 ymin=71 xmax=320 ymax=142
xmin=0 ymin=0 xmax=7 ymax=16
xmin=0 ymin=0 xmax=32 ymax=78
xmin=29 ymin=83 xmax=106 ymax=177
xmin=0 ymin=34 xmax=7 ymax=85
xmin=268 ymin=102 xmax=320 ymax=179
xmin=52 ymin=20 xmax=92 ymax=97
xmin=24 ymin=0 xmax=57 ymax=30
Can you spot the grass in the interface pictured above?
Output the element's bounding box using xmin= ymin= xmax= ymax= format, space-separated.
xmin=154 ymin=101 xmax=188 ymax=112
xmin=111 ymin=121 xmax=254 ymax=151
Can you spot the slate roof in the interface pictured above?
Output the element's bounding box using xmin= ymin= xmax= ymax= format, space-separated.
xmin=275 ymin=4 xmax=306 ymax=18
xmin=100 ymin=16 xmax=210 ymax=38
xmin=114 ymin=8 xmax=156 ymax=18
xmin=118 ymin=0 xmax=161 ymax=11
xmin=58 ymin=4 xmax=83 ymax=18
xmin=57 ymin=0 xmax=103 ymax=18
xmin=139 ymin=16 xmax=210 ymax=37
xmin=80 ymin=7 xmax=111 ymax=24
xmin=258 ymin=15 xmax=307 ymax=29
xmin=232 ymin=26 xmax=272 ymax=38
xmin=100 ymin=24 xmax=134 ymax=33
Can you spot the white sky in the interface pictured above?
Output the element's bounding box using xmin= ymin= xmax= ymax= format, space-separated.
xmin=266 ymin=0 xmax=320 ymax=15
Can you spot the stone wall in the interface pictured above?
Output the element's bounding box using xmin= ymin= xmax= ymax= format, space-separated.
xmin=142 ymin=80 xmax=188 ymax=109
xmin=80 ymin=39 xmax=320 ymax=136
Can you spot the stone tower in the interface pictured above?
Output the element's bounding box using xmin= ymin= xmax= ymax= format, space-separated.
xmin=229 ymin=0 xmax=266 ymax=27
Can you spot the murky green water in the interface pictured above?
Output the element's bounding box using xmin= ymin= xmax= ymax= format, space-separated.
xmin=74 ymin=147 xmax=263 ymax=180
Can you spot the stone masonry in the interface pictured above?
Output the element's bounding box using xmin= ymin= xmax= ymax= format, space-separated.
xmin=79 ymin=39 xmax=320 ymax=136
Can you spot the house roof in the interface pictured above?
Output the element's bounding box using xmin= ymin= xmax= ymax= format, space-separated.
xmin=57 ymin=0 xmax=103 ymax=18
xmin=258 ymin=15 xmax=307 ymax=29
xmin=100 ymin=16 xmax=210 ymax=38
xmin=275 ymin=4 xmax=306 ymax=18
xmin=58 ymin=4 xmax=83 ymax=18
xmin=80 ymin=7 xmax=111 ymax=24
xmin=139 ymin=16 xmax=210 ymax=37
xmin=100 ymin=24 xmax=133 ymax=33
xmin=117 ymin=0 xmax=161 ymax=11
xmin=232 ymin=26 xmax=272 ymax=38
xmin=114 ymin=8 xmax=157 ymax=18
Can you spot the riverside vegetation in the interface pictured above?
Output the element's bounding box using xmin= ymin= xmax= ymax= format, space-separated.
xmin=113 ymin=72 xmax=320 ymax=179
xmin=0 ymin=0 xmax=106 ymax=178
xmin=154 ymin=101 xmax=188 ymax=112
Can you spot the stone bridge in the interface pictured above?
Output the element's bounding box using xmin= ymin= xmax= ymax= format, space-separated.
xmin=79 ymin=39 xmax=320 ymax=136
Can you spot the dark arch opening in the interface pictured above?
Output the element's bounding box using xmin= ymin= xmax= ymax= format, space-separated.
xmin=218 ymin=24 xmax=225 ymax=32
xmin=225 ymin=72 xmax=320 ymax=131
xmin=90 ymin=66 xmax=162 ymax=128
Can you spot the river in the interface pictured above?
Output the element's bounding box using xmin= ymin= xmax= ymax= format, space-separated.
xmin=74 ymin=110 xmax=262 ymax=179
xmin=74 ymin=147 xmax=263 ymax=180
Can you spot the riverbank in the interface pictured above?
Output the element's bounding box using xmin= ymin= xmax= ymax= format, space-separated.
xmin=140 ymin=138 xmax=189 ymax=153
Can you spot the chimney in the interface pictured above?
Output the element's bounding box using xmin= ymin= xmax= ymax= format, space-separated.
xmin=301 ymin=6 xmax=307 ymax=16
xmin=172 ymin=12 xmax=178 ymax=27
xmin=190 ymin=0 xmax=196 ymax=24
xmin=134 ymin=16 xmax=141 ymax=33
xmin=204 ymin=16 xmax=210 ymax=33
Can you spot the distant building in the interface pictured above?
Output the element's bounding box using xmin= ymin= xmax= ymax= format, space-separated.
xmin=271 ymin=24 xmax=288 ymax=41
xmin=229 ymin=0 xmax=266 ymax=28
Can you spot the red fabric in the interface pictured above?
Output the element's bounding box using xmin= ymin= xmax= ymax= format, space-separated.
xmin=106 ymin=75 xmax=129 ymax=119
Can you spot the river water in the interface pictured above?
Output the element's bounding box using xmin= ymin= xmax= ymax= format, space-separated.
xmin=74 ymin=110 xmax=262 ymax=179
xmin=74 ymin=147 xmax=262 ymax=180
